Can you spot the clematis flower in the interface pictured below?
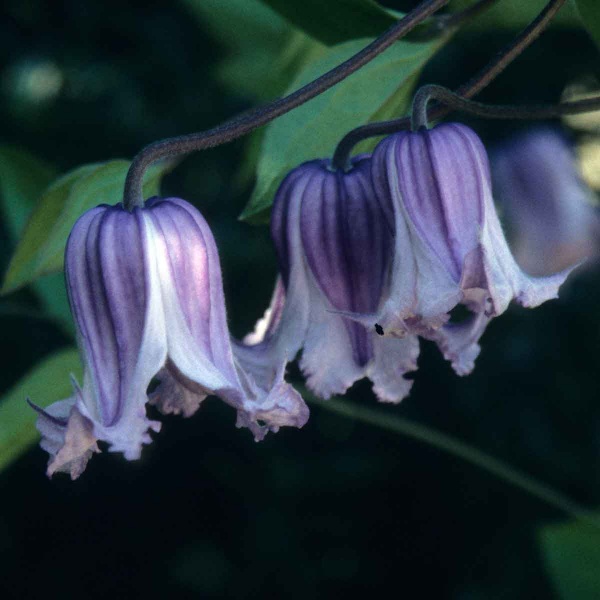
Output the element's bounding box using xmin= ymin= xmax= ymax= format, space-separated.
xmin=234 ymin=157 xmax=419 ymax=403
xmin=491 ymin=127 xmax=599 ymax=277
xmin=31 ymin=197 xmax=308 ymax=479
xmin=366 ymin=123 xmax=576 ymax=375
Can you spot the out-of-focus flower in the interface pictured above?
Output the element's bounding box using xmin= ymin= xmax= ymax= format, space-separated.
xmin=31 ymin=197 xmax=307 ymax=479
xmin=235 ymin=157 xmax=419 ymax=403
xmin=365 ymin=123 xmax=576 ymax=375
xmin=491 ymin=127 xmax=599 ymax=277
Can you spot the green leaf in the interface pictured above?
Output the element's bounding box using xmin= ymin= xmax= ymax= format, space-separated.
xmin=34 ymin=272 xmax=74 ymax=335
xmin=182 ymin=0 xmax=288 ymax=53
xmin=0 ymin=145 xmax=57 ymax=241
xmin=448 ymin=0 xmax=579 ymax=29
xmin=260 ymin=0 xmax=398 ymax=45
xmin=0 ymin=348 xmax=81 ymax=473
xmin=539 ymin=518 xmax=600 ymax=600
xmin=182 ymin=0 xmax=292 ymax=100
xmin=573 ymin=0 xmax=600 ymax=49
xmin=0 ymin=146 xmax=75 ymax=333
xmin=240 ymin=36 xmax=445 ymax=223
xmin=234 ymin=33 xmax=326 ymax=187
xmin=1 ymin=159 xmax=169 ymax=295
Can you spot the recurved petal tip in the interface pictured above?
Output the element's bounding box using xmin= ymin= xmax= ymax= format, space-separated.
xmin=516 ymin=260 xmax=583 ymax=309
xmin=431 ymin=310 xmax=489 ymax=376
xmin=33 ymin=400 xmax=100 ymax=480
xmin=236 ymin=364 xmax=309 ymax=440
xmin=149 ymin=368 xmax=208 ymax=418
xmin=369 ymin=334 xmax=420 ymax=404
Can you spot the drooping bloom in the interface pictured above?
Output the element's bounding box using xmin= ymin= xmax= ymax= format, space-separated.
xmin=491 ymin=127 xmax=599 ymax=276
xmin=367 ymin=123 xmax=576 ymax=375
xmin=32 ymin=197 xmax=308 ymax=479
xmin=234 ymin=157 xmax=419 ymax=403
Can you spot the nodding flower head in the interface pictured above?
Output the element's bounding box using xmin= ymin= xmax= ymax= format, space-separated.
xmin=491 ymin=126 xmax=600 ymax=276
xmin=32 ymin=197 xmax=308 ymax=479
xmin=234 ymin=157 xmax=419 ymax=404
xmin=368 ymin=122 xmax=577 ymax=375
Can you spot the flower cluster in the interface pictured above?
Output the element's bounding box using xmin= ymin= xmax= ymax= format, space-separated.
xmin=236 ymin=123 xmax=576 ymax=398
xmin=32 ymin=198 xmax=308 ymax=478
xmin=32 ymin=122 xmax=578 ymax=478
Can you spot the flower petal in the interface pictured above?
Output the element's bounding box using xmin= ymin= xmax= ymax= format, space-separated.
xmin=65 ymin=204 xmax=166 ymax=459
xmin=368 ymin=333 xmax=420 ymax=403
xmin=492 ymin=127 xmax=600 ymax=276
xmin=146 ymin=198 xmax=309 ymax=438
xmin=31 ymin=391 xmax=99 ymax=480
xmin=148 ymin=365 xmax=208 ymax=418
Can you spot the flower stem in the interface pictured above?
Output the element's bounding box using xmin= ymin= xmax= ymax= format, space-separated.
xmin=332 ymin=0 xmax=567 ymax=170
xmin=410 ymin=84 xmax=600 ymax=130
xmin=122 ymin=0 xmax=451 ymax=211
xmin=308 ymin=395 xmax=600 ymax=529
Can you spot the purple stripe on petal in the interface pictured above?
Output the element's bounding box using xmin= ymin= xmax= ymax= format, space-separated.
xmin=298 ymin=158 xmax=393 ymax=367
xmin=271 ymin=167 xmax=313 ymax=287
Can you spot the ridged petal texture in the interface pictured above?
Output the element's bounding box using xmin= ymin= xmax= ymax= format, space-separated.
xmin=144 ymin=198 xmax=308 ymax=441
xmin=235 ymin=158 xmax=419 ymax=403
xmin=491 ymin=127 xmax=599 ymax=276
xmin=370 ymin=123 xmax=577 ymax=375
xmin=33 ymin=197 xmax=308 ymax=479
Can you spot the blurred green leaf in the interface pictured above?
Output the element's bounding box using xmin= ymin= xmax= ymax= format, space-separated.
xmin=0 ymin=145 xmax=57 ymax=241
xmin=1 ymin=159 xmax=168 ymax=295
xmin=34 ymin=272 xmax=74 ymax=335
xmin=182 ymin=0 xmax=288 ymax=51
xmin=573 ymin=0 xmax=600 ymax=49
xmin=539 ymin=518 xmax=600 ymax=600
xmin=0 ymin=348 xmax=81 ymax=473
xmin=181 ymin=0 xmax=292 ymax=100
xmin=241 ymin=36 xmax=445 ymax=223
xmin=219 ymin=29 xmax=324 ymax=102
xmin=0 ymin=146 xmax=74 ymax=333
xmin=449 ymin=0 xmax=579 ymax=29
xmin=260 ymin=0 xmax=398 ymax=45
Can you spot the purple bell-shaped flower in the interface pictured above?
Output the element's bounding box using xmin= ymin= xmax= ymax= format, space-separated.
xmin=32 ymin=197 xmax=308 ymax=479
xmin=235 ymin=157 xmax=419 ymax=403
xmin=368 ymin=122 xmax=576 ymax=375
xmin=491 ymin=127 xmax=599 ymax=277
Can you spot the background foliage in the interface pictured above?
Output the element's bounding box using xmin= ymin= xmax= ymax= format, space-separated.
xmin=0 ymin=0 xmax=599 ymax=598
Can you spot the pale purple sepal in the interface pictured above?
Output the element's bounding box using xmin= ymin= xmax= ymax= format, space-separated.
xmin=35 ymin=197 xmax=308 ymax=476
xmin=52 ymin=202 xmax=166 ymax=469
xmin=143 ymin=197 xmax=308 ymax=441
xmin=369 ymin=123 xmax=576 ymax=373
xmin=30 ymin=388 xmax=99 ymax=480
xmin=235 ymin=157 xmax=419 ymax=403
xmin=491 ymin=127 xmax=599 ymax=276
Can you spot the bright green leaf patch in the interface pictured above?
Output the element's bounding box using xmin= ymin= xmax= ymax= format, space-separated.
xmin=573 ymin=0 xmax=600 ymax=50
xmin=539 ymin=517 xmax=600 ymax=600
xmin=1 ymin=159 xmax=169 ymax=295
xmin=240 ymin=35 xmax=446 ymax=223
xmin=0 ymin=348 xmax=81 ymax=473
xmin=260 ymin=0 xmax=398 ymax=46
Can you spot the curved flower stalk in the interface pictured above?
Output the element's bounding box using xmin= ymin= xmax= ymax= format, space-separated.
xmin=234 ymin=157 xmax=419 ymax=403
xmin=367 ymin=122 xmax=577 ymax=375
xmin=31 ymin=197 xmax=307 ymax=479
xmin=491 ymin=127 xmax=600 ymax=276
